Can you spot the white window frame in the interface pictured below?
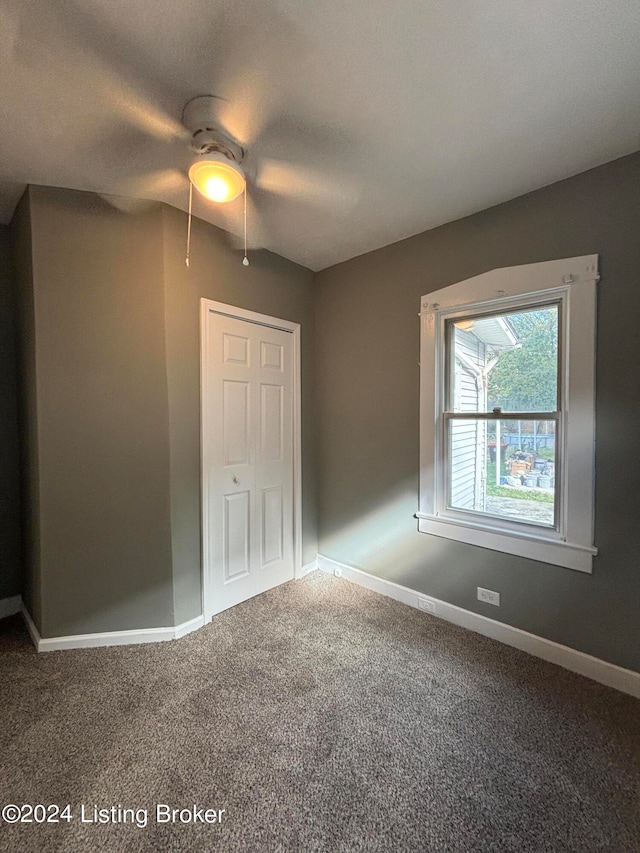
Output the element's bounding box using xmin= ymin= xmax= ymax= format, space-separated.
xmin=418 ymin=255 xmax=598 ymax=573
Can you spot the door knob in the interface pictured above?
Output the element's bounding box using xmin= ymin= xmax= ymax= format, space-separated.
xmin=232 ymin=476 xmax=240 ymax=484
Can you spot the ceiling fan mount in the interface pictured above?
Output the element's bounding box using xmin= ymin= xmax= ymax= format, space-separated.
xmin=182 ymin=95 xmax=245 ymax=164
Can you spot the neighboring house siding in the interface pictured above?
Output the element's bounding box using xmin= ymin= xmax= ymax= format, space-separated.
xmin=450 ymin=329 xmax=485 ymax=511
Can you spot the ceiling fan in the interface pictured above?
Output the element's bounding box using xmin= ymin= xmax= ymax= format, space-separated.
xmin=183 ymin=96 xmax=246 ymax=205
xmin=181 ymin=94 xmax=252 ymax=266
xmin=4 ymin=0 xmax=361 ymax=266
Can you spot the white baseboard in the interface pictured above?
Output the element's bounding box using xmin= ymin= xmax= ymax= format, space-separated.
xmin=20 ymin=605 xmax=205 ymax=653
xmin=20 ymin=603 xmax=40 ymax=650
xmin=317 ymin=555 xmax=640 ymax=700
xmin=296 ymin=557 xmax=318 ymax=579
xmin=174 ymin=615 xmax=205 ymax=640
xmin=14 ymin=554 xmax=640 ymax=699
xmin=0 ymin=595 xmax=21 ymax=620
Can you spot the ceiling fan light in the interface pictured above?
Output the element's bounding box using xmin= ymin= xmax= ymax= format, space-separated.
xmin=188 ymin=153 xmax=245 ymax=203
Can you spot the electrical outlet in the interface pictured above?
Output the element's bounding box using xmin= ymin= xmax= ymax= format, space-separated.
xmin=333 ymin=567 xmax=342 ymax=578
xmin=477 ymin=587 xmax=500 ymax=606
xmin=417 ymin=597 xmax=436 ymax=615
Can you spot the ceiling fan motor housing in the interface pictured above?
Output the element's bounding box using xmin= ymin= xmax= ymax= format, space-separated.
xmin=182 ymin=95 xmax=244 ymax=163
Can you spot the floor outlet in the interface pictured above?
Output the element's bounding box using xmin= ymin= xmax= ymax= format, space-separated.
xmin=333 ymin=567 xmax=342 ymax=578
xmin=477 ymin=587 xmax=500 ymax=606
xmin=417 ymin=597 xmax=436 ymax=615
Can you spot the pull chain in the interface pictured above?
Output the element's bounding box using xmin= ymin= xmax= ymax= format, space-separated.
xmin=186 ymin=181 xmax=248 ymax=268
xmin=242 ymin=185 xmax=249 ymax=266
xmin=185 ymin=182 xmax=193 ymax=267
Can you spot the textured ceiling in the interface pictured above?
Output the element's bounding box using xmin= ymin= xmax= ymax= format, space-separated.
xmin=1 ymin=0 xmax=640 ymax=270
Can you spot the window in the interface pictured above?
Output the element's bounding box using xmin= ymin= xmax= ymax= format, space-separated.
xmin=418 ymin=256 xmax=598 ymax=572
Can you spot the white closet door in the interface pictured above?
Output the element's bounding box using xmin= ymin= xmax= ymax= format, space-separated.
xmin=203 ymin=310 xmax=294 ymax=615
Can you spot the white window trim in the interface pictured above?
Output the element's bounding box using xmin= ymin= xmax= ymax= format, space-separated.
xmin=418 ymin=255 xmax=598 ymax=573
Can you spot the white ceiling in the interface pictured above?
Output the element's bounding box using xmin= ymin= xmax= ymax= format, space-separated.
xmin=1 ymin=0 xmax=640 ymax=271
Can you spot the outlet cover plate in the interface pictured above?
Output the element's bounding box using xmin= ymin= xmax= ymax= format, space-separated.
xmin=477 ymin=587 xmax=500 ymax=606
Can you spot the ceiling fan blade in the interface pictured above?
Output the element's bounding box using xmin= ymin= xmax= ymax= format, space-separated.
xmin=196 ymin=2 xmax=310 ymax=148
xmin=133 ymin=168 xmax=189 ymax=195
xmin=214 ymin=76 xmax=273 ymax=151
xmin=0 ymin=4 xmax=19 ymax=68
xmin=99 ymin=82 xmax=188 ymax=145
xmin=5 ymin=0 xmax=186 ymax=144
xmin=255 ymin=159 xmax=361 ymax=210
xmin=193 ymin=190 xmax=269 ymax=253
xmin=97 ymin=169 xmax=188 ymax=214
xmin=117 ymin=168 xmax=189 ymax=199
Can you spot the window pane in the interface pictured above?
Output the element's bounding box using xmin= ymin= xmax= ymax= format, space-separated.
xmin=448 ymin=304 xmax=558 ymax=413
xmin=448 ymin=418 xmax=556 ymax=528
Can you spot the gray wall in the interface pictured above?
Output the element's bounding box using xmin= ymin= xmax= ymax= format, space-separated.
xmin=22 ymin=187 xmax=174 ymax=636
xmin=0 ymin=224 xmax=21 ymax=601
xmin=11 ymin=187 xmax=317 ymax=636
xmin=161 ymin=206 xmax=317 ymax=624
xmin=315 ymin=151 xmax=640 ymax=673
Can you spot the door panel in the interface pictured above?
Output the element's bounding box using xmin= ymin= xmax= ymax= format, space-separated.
xmin=224 ymin=492 xmax=251 ymax=581
xmin=261 ymin=485 xmax=283 ymax=566
xmin=223 ymin=333 xmax=250 ymax=365
xmin=261 ymin=341 xmax=283 ymax=370
xmin=204 ymin=308 xmax=295 ymax=616
xmin=223 ymin=381 xmax=250 ymax=466
xmin=261 ymin=383 xmax=283 ymax=462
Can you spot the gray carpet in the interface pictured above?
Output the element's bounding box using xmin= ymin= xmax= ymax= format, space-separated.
xmin=0 ymin=571 xmax=638 ymax=853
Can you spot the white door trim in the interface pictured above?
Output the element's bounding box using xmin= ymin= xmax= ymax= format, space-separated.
xmin=200 ymin=299 xmax=302 ymax=623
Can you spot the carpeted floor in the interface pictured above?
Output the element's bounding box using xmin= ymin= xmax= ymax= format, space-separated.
xmin=0 ymin=571 xmax=639 ymax=852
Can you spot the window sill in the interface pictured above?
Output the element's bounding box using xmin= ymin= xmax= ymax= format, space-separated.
xmin=415 ymin=513 xmax=596 ymax=573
